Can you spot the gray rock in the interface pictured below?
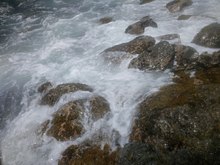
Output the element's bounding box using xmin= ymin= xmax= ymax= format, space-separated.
xmin=140 ymin=0 xmax=155 ymax=4
xmin=192 ymin=23 xmax=220 ymax=48
xmin=99 ymin=17 xmax=113 ymax=24
xmin=38 ymin=82 xmax=52 ymax=93
xmin=166 ymin=0 xmax=193 ymax=13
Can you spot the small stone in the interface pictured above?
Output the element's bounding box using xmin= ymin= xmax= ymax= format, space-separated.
xmin=99 ymin=17 xmax=113 ymax=24
xmin=177 ymin=14 xmax=192 ymax=20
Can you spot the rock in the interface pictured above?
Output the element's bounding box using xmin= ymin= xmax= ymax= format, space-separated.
xmin=173 ymin=44 xmax=198 ymax=70
xmin=157 ymin=34 xmax=180 ymax=41
xmin=89 ymin=96 xmax=110 ymax=120
xmin=104 ymin=35 xmax=155 ymax=55
xmin=125 ymin=16 xmax=157 ymax=35
xmin=177 ymin=14 xmax=192 ymax=20
xmin=99 ymin=17 xmax=113 ymax=24
xmin=46 ymin=100 xmax=85 ymax=141
xmin=196 ymin=51 xmax=220 ymax=68
xmin=40 ymin=83 xmax=93 ymax=106
xmin=37 ymin=82 xmax=52 ymax=93
xmin=130 ymin=64 xmax=220 ymax=164
xmin=58 ymin=144 xmax=119 ymax=165
xmin=140 ymin=0 xmax=155 ymax=4
xmin=129 ymin=41 xmax=175 ymax=70
xmin=166 ymin=0 xmax=193 ymax=13
xmin=192 ymin=23 xmax=220 ymax=48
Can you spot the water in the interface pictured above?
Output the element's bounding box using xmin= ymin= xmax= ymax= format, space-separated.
xmin=0 ymin=0 xmax=219 ymax=164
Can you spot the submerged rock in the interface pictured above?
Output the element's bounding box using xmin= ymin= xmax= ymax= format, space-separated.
xmin=58 ymin=144 xmax=119 ymax=165
xmin=37 ymin=82 xmax=52 ymax=93
xmin=140 ymin=0 xmax=155 ymax=4
xmin=99 ymin=17 xmax=113 ymax=24
xmin=177 ymin=14 xmax=192 ymax=20
xmin=166 ymin=0 xmax=193 ymax=13
xmin=192 ymin=23 xmax=220 ymax=48
xmin=125 ymin=16 xmax=157 ymax=35
xmin=40 ymin=83 xmax=93 ymax=106
xmin=130 ymin=63 xmax=220 ymax=164
xmin=129 ymin=41 xmax=175 ymax=70
xmin=104 ymin=35 xmax=155 ymax=55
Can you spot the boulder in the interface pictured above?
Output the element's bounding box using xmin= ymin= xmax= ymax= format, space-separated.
xmin=125 ymin=16 xmax=157 ymax=35
xmin=40 ymin=83 xmax=93 ymax=106
xmin=196 ymin=51 xmax=220 ymax=68
xmin=192 ymin=23 xmax=220 ymax=48
xmin=177 ymin=14 xmax=192 ymax=20
xmin=130 ymin=64 xmax=220 ymax=164
xmin=129 ymin=41 xmax=175 ymax=70
xmin=140 ymin=0 xmax=155 ymax=4
xmin=58 ymin=144 xmax=119 ymax=165
xmin=104 ymin=35 xmax=155 ymax=55
xmin=99 ymin=17 xmax=113 ymax=24
xmin=166 ymin=0 xmax=193 ymax=13
xmin=37 ymin=82 xmax=52 ymax=93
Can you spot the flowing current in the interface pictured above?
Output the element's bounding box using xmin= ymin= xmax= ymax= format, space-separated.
xmin=0 ymin=0 xmax=219 ymax=164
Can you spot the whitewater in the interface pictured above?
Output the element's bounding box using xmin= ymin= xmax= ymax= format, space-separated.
xmin=0 ymin=0 xmax=219 ymax=164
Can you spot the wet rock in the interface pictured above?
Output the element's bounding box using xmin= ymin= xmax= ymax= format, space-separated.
xmin=157 ymin=34 xmax=180 ymax=41
xmin=173 ymin=44 xmax=198 ymax=70
xmin=196 ymin=51 xmax=220 ymax=68
xmin=129 ymin=41 xmax=175 ymax=70
xmin=46 ymin=100 xmax=85 ymax=141
xmin=89 ymin=96 xmax=110 ymax=120
xmin=140 ymin=0 xmax=155 ymax=4
xmin=37 ymin=82 xmax=52 ymax=93
xmin=104 ymin=35 xmax=155 ymax=55
xmin=192 ymin=23 xmax=220 ymax=48
xmin=40 ymin=83 xmax=93 ymax=106
xmin=166 ymin=0 xmax=193 ymax=13
xmin=125 ymin=16 xmax=157 ymax=35
xmin=99 ymin=17 xmax=113 ymax=24
xmin=130 ymin=64 xmax=220 ymax=164
xmin=58 ymin=144 xmax=119 ymax=165
xmin=177 ymin=14 xmax=192 ymax=20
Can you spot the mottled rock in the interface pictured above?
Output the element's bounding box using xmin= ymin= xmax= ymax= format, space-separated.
xmin=99 ymin=17 xmax=113 ymax=24
xmin=37 ymin=82 xmax=52 ymax=93
xmin=192 ymin=23 xmax=220 ymax=48
xmin=40 ymin=83 xmax=93 ymax=106
xmin=129 ymin=41 xmax=175 ymax=70
xmin=58 ymin=144 xmax=119 ymax=165
xmin=125 ymin=16 xmax=157 ymax=35
xmin=177 ymin=14 xmax=192 ymax=20
xmin=140 ymin=0 xmax=155 ymax=4
xmin=196 ymin=51 xmax=220 ymax=68
xmin=104 ymin=35 xmax=155 ymax=55
xmin=166 ymin=0 xmax=193 ymax=13
xmin=46 ymin=100 xmax=85 ymax=141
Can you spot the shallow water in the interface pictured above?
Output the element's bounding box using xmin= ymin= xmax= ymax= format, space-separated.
xmin=0 ymin=0 xmax=220 ymax=164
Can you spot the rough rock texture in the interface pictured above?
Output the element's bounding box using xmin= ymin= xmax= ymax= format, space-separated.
xmin=196 ymin=51 xmax=220 ymax=68
xmin=129 ymin=41 xmax=175 ymax=70
xmin=46 ymin=100 xmax=85 ymax=141
xmin=166 ymin=0 xmax=193 ymax=13
xmin=140 ymin=0 xmax=155 ymax=4
xmin=40 ymin=83 xmax=93 ymax=106
xmin=104 ymin=35 xmax=155 ymax=55
xmin=37 ymin=82 xmax=52 ymax=93
xmin=157 ymin=34 xmax=180 ymax=41
xmin=177 ymin=14 xmax=192 ymax=20
xmin=125 ymin=16 xmax=157 ymax=35
xmin=58 ymin=144 xmax=119 ymax=165
xmin=130 ymin=62 xmax=220 ymax=164
xmin=192 ymin=23 xmax=220 ymax=48
xmin=99 ymin=17 xmax=113 ymax=24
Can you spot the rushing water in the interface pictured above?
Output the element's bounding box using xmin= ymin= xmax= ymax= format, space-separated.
xmin=0 ymin=0 xmax=220 ymax=164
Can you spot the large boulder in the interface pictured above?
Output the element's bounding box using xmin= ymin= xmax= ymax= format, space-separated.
xmin=192 ymin=23 xmax=220 ymax=48
xmin=125 ymin=16 xmax=157 ymax=35
xmin=166 ymin=0 xmax=193 ymax=13
xmin=104 ymin=35 xmax=155 ymax=55
xmin=130 ymin=63 xmax=220 ymax=164
xmin=129 ymin=41 xmax=175 ymax=70
xmin=58 ymin=144 xmax=119 ymax=165
xmin=40 ymin=83 xmax=93 ymax=106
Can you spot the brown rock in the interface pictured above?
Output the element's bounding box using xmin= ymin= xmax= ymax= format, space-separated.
xmin=192 ymin=23 xmax=220 ymax=48
xmin=166 ymin=0 xmax=193 ymax=13
xmin=37 ymin=82 xmax=52 ymax=93
xmin=104 ymin=35 xmax=155 ymax=55
xmin=58 ymin=144 xmax=119 ymax=165
xmin=177 ymin=14 xmax=192 ymax=20
xmin=40 ymin=83 xmax=93 ymax=106
xmin=99 ymin=17 xmax=113 ymax=24
xmin=125 ymin=16 xmax=157 ymax=35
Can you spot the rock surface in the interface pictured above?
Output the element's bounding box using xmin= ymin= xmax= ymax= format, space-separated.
xmin=140 ymin=0 xmax=155 ymax=4
xmin=99 ymin=17 xmax=113 ymax=24
xmin=40 ymin=83 xmax=93 ymax=106
xmin=58 ymin=144 xmax=119 ymax=165
xmin=177 ymin=14 xmax=192 ymax=20
xmin=192 ymin=23 xmax=220 ymax=48
xmin=129 ymin=41 xmax=175 ymax=70
xmin=125 ymin=16 xmax=157 ymax=35
xmin=37 ymin=82 xmax=52 ymax=93
xmin=166 ymin=0 xmax=193 ymax=13
xmin=104 ymin=35 xmax=155 ymax=55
